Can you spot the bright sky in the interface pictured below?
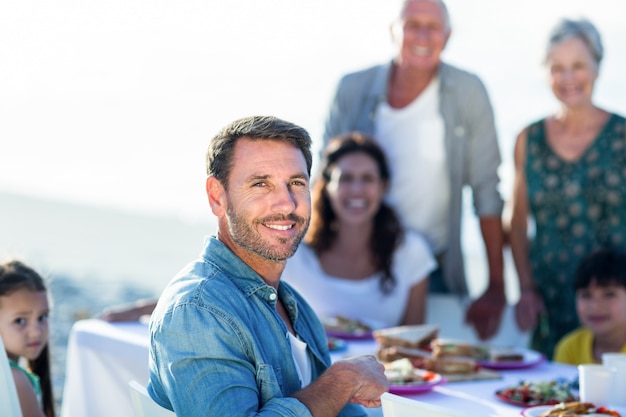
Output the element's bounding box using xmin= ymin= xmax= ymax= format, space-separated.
xmin=1 ymin=0 xmax=625 ymax=223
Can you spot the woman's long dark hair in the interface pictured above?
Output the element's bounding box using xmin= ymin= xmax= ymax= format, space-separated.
xmin=0 ymin=260 xmax=56 ymax=417
xmin=306 ymin=132 xmax=404 ymax=293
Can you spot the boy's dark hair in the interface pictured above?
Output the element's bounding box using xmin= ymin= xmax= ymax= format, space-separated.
xmin=574 ymin=248 xmax=626 ymax=291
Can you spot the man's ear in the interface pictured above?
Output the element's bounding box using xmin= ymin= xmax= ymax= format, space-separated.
xmin=206 ymin=176 xmax=226 ymax=217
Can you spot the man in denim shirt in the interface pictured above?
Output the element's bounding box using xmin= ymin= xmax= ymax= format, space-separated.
xmin=148 ymin=116 xmax=388 ymax=416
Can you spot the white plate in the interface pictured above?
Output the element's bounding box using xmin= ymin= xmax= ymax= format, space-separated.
xmin=521 ymin=404 xmax=626 ymax=417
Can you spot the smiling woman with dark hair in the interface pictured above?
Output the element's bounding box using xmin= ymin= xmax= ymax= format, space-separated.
xmin=283 ymin=132 xmax=436 ymax=329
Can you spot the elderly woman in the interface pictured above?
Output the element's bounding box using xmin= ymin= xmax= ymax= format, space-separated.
xmin=510 ymin=18 xmax=626 ymax=359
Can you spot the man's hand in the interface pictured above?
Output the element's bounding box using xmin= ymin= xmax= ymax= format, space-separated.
xmin=293 ymin=355 xmax=388 ymax=416
xmin=464 ymin=283 xmax=506 ymax=340
xmin=515 ymin=290 xmax=545 ymax=331
xmin=346 ymin=355 xmax=389 ymax=407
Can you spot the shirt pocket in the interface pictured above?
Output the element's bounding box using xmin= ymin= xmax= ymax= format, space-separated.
xmin=256 ymin=364 xmax=284 ymax=402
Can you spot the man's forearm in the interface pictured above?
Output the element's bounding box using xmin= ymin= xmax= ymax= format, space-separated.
xmin=479 ymin=216 xmax=505 ymax=288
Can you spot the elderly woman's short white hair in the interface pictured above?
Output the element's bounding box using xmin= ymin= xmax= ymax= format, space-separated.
xmin=544 ymin=18 xmax=604 ymax=67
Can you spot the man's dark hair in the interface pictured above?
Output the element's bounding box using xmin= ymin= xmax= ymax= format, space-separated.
xmin=206 ymin=115 xmax=313 ymax=189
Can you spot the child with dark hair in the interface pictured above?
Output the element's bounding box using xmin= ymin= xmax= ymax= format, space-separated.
xmin=0 ymin=259 xmax=56 ymax=417
xmin=553 ymin=249 xmax=626 ymax=365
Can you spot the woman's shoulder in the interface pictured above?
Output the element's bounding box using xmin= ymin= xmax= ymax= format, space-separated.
xmin=608 ymin=111 xmax=626 ymax=126
xmin=524 ymin=117 xmax=548 ymax=134
xmin=393 ymin=231 xmax=437 ymax=281
xmin=516 ymin=117 xmax=549 ymax=149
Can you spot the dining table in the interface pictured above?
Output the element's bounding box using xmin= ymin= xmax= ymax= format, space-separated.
xmin=61 ymin=318 xmax=583 ymax=417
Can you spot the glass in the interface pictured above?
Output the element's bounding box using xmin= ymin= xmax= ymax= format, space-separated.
xmin=577 ymin=364 xmax=612 ymax=404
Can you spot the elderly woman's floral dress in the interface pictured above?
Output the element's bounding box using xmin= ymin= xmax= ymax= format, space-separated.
xmin=525 ymin=113 xmax=626 ymax=358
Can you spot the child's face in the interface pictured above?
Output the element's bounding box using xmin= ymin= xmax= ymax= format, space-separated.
xmin=576 ymin=280 xmax=626 ymax=337
xmin=0 ymin=288 xmax=49 ymax=362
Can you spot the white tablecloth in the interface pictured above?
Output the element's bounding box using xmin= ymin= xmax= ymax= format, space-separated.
xmin=61 ymin=319 xmax=577 ymax=417
xmin=333 ymin=340 xmax=577 ymax=417
xmin=61 ymin=319 xmax=150 ymax=417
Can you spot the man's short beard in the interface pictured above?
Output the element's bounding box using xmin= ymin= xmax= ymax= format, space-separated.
xmin=227 ymin=207 xmax=309 ymax=262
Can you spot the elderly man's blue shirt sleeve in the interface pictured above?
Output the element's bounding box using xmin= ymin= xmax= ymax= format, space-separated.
xmin=461 ymin=75 xmax=504 ymax=217
xmin=324 ymin=75 xmax=351 ymax=146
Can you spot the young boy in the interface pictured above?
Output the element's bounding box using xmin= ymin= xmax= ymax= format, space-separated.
xmin=553 ymin=248 xmax=626 ymax=365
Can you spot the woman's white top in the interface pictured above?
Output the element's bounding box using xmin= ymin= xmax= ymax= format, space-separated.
xmin=283 ymin=231 xmax=437 ymax=329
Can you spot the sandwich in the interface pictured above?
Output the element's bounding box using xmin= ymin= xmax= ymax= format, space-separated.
xmin=431 ymin=339 xmax=490 ymax=361
xmin=383 ymin=358 xmax=427 ymax=385
xmin=378 ymin=345 xmax=478 ymax=375
xmin=488 ymin=347 xmax=525 ymax=363
xmin=373 ymin=324 xmax=439 ymax=349
xmin=431 ymin=339 xmax=526 ymax=363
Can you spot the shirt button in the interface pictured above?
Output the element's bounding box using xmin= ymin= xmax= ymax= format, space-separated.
xmin=269 ymin=293 xmax=277 ymax=301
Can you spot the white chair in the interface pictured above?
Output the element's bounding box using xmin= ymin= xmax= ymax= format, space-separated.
xmin=381 ymin=392 xmax=468 ymax=417
xmin=128 ymin=380 xmax=175 ymax=417
xmin=0 ymin=334 xmax=24 ymax=417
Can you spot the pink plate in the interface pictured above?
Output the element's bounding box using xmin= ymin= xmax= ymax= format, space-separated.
xmin=325 ymin=329 xmax=373 ymax=341
xmin=478 ymin=348 xmax=546 ymax=370
xmin=388 ymin=372 xmax=446 ymax=395
xmin=494 ymin=390 xmax=569 ymax=407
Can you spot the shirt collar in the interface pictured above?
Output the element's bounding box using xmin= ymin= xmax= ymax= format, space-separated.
xmin=200 ymin=236 xmax=279 ymax=301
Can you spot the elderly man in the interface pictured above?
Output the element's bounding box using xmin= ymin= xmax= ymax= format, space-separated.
xmin=323 ymin=0 xmax=506 ymax=340
xmin=148 ymin=115 xmax=388 ymax=416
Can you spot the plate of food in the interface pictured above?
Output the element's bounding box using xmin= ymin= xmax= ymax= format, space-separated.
xmin=478 ymin=347 xmax=546 ymax=370
xmin=384 ymin=358 xmax=445 ymax=395
xmin=521 ymin=402 xmax=623 ymax=417
xmin=322 ymin=315 xmax=373 ymax=340
xmin=495 ymin=380 xmax=578 ymax=407
xmin=430 ymin=339 xmax=545 ymax=370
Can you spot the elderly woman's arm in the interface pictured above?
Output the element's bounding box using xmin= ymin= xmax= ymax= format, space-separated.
xmin=509 ymin=129 xmax=545 ymax=331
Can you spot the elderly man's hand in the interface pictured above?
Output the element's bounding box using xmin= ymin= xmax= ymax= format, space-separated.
xmin=464 ymin=284 xmax=506 ymax=340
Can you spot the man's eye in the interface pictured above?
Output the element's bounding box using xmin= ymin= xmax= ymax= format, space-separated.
xmin=252 ymin=182 xmax=267 ymax=187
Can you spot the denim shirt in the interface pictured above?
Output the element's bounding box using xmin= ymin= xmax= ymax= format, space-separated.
xmin=148 ymin=236 xmax=366 ymax=416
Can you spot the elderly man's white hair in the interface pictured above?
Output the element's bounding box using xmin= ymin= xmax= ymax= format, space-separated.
xmin=400 ymin=0 xmax=451 ymax=32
